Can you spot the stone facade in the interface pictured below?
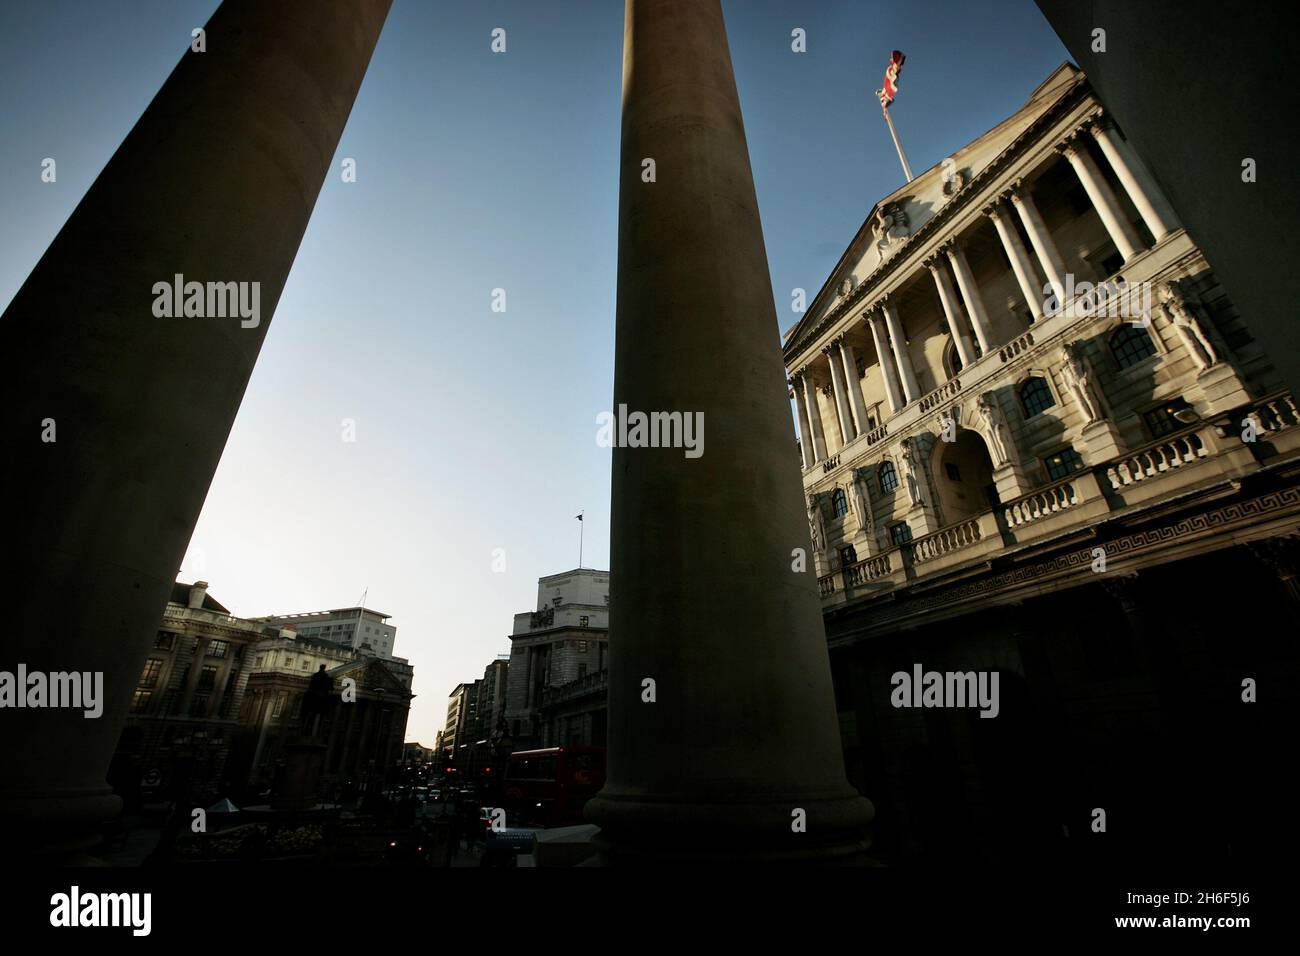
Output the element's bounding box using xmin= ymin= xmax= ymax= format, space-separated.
xmin=783 ymin=63 xmax=1300 ymax=865
xmin=504 ymin=569 xmax=609 ymax=749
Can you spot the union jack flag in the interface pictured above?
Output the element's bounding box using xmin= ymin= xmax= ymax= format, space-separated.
xmin=875 ymin=50 xmax=906 ymax=108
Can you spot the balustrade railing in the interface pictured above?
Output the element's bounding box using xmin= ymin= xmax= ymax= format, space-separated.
xmin=863 ymin=423 xmax=888 ymax=447
xmin=1106 ymin=428 xmax=1206 ymax=488
xmin=1003 ymin=477 xmax=1080 ymax=528
xmin=905 ymin=518 xmax=981 ymax=565
xmin=1245 ymin=391 xmax=1300 ymax=435
xmin=998 ymin=330 xmax=1035 ymax=363
xmin=845 ymin=553 xmax=892 ymax=587
xmin=918 ymin=378 xmax=961 ymax=414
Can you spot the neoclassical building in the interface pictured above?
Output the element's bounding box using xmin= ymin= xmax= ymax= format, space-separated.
xmin=784 ymin=64 xmax=1300 ymax=865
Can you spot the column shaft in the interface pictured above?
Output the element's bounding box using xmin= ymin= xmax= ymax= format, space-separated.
xmin=945 ymin=242 xmax=996 ymax=355
xmin=882 ymin=302 xmax=920 ymax=405
xmin=1090 ymin=120 xmax=1177 ymax=241
xmin=868 ymin=312 xmax=904 ymax=414
xmin=792 ymin=383 xmax=813 ymax=469
xmin=1061 ymin=139 xmax=1144 ymax=262
xmin=927 ymin=258 xmax=977 ymax=368
xmin=590 ymin=0 xmax=872 ymax=863
xmin=839 ymin=338 xmax=870 ymax=435
xmin=801 ymin=372 xmax=827 ymax=462
xmin=0 ymin=0 xmax=393 ymax=856
xmin=1009 ymin=185 xmax=1069 ymax=311
xmin=825 ymin=346 xmax=855 ymax=446
xmin=986 ymin=202 xmax=1044 ymax=321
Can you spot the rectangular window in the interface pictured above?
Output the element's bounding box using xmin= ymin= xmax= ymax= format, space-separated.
xmin=197 ymin=665 xmax=218 ymax=692
xmin=889 ymin=522 xmax=913 ymax=546
xmin=154 ymin=632 xmax=174 ymax=650
xmin=189 ymin=694 xmax=210 ymax=717
xmin=1142 ymin=400 xmax=1191 ymax=439
xmin=579 ymin=615 xmax=589 ymax=628
xmin=1044 ymin=447 xmax=1085 ymax=481
xmin=139 ymin=659 xmax=163 ymax=688
xmin=839 ymin=544 xmax=858 ymax=568
xmin=206 ymin=639 xmax=229 ymax=658
xmin=945 ymin=462 xmax=962 ymax=482
xmin=130 ymin=689 xmax=153 ymax=714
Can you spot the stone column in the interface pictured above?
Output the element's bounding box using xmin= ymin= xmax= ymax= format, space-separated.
xmin=944 ymin=240 xmax=996 ymax=355
xmin=1008 ymin=180 xmax=1070 ymax=313
xmin=1058 ymin=134 xmax=1144 ymax=262
xmin=1088 ymin=116 xmax=1177 ymax=242
xmin=881 ymin=298 xmax=920 ymax=405
xmin=984 ymin=200 xmax=1044 ymax=322
xmin=924 ymin=254 xmax=976 ymax=369
xmin=0 ymin=0 xmax=392 ymax=858
xmin=867 ymin=309 xmax=904 ymax=414
xmin=792 ymin=380 xmax=814 ymax=470
xmin=799 ymin=371 xmax=828 ymax=464
xmin=588 ymin=0 xmax=873 ymax=863
xmin=825 ymin=343 xmax=855 ymax=446
xmin=838 ymin=337 xmax=870 ymax=436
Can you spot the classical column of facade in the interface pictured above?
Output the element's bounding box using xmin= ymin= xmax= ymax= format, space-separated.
xmin=838 ymin=335 xmax=870 ymax=435
xmin=880 ymin=298 xmax=920 ymax=405
xmin=943 ymin=240 xmax=996 ymax=355
xmin=1087 ymin=115 xmax=1178 ymax=242
xmin=866 ymin=308 xmax=904 ymax=414
xmin=1058 ymin=133 xmax=1144 ymax=262
xmin=1008 ymin=181 xmax=1069 ymax=311
xmin=589 ymin=0 xmax=872 ymax=863
xmin=984 ymin=200 xmax=1045 ymax=322
xmin=800 ymin=369 xmax=828 ymax=463
xmin=825 ymin=341 xmax=855 ymax=446
xmin=0 ymin=0 xmax=393 ymax=857
xmin=792 ymin=379 xmax=814 ymax=470
xmin=924 ymin=254 xmax=977 ymax=370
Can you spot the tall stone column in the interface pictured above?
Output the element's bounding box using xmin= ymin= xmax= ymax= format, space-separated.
xmin=944 ymin=240 xmax=996 ymax=355
xmin=984 ymin=200 xmax=1044 ymax=322
xmin=838 ymin=337 xmax=870 ymax=436
xmin=825 ymin=344 xmax=855 ymax=446
xmin=867 ymin=309 xmax=904 ymax=414
xmin=1058 ymin=135 xmax=1144 ymax=262
xmin=881 ymin=299 xmax=920 ymax=404
xmin=1009 ymin=181 xmax=1070 ymax=312
xmin=0 ymin=0 xmax=393 ymax=857
xmin=800 ymin=370 xmax=827 ymax=463
xmin=1088 ymin=116 xmax=1177 ymax=242
xmin=924 ymin=254 xmax=977 ymax=369
xmin=792 ymin=381 xmax=814 ymax=470
xmin=588 ymin=0 xmax=873 ymax=863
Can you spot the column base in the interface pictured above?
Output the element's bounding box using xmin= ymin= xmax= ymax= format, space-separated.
xmin=584 ymin=788 xmax=875 ymax=865
xmin=1080 ymin=420 xmax=1127 ymax=461
xmin=0 ymin=787 xmax=123 ymax=860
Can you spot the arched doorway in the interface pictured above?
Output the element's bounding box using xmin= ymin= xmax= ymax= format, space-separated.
xmin=933 ymin=429 xmax=998 ymax=522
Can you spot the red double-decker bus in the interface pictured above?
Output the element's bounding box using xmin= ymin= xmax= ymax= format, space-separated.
xmin=503 ymin=746 xmax=605 ymax=827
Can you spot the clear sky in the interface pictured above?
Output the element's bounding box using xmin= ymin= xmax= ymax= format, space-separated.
xmin=0 ymin=0 xmax=1068 ymax=746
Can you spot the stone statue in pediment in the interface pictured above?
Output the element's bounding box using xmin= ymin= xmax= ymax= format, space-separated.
xmin=872 ymin=202 xmax=910 ymax=259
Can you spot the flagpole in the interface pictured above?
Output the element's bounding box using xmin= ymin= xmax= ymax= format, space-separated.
xmin=577 ymin=511 xmax=584 ymax=569
xmin=881 ymin=105 xmax=914 ymax=182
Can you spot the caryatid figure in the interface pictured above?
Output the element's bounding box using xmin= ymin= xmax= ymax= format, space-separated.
xmin=900 ymin=437 xmax=926 ymax=507
xmin=1060 ymin=341 xmax=1104 ymax=424
xmin=976 ymin=392 xmax=1011 ymax=465
xmin=850 ymin=467 xmax=874 ymax=535
xmin=1159 ymin=283 xmax=1219 ymax=371
xmin=807 ymin=495 xmax=826 ymax=554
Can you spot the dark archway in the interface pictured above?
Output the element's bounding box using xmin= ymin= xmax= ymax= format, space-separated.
xmin=933 ymin=429 xmax=998 ymax=523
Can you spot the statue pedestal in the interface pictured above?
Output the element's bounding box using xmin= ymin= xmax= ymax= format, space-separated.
xmin=1190 ymin=363 xmax=1252 ymax=415
xmin=992 ymin=462 xmax=1032 ymax=503
xmin=271 ymin=737 xmax=327 ymax=812
xmin=1080 ymin=420 xmax=1126 ymax=462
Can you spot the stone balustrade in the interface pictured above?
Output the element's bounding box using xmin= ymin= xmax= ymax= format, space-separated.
xmin=1003 ymin=476 xmax=1080 ymax=527
xmin=918 ymin=378 xmax=962 ymax=413
xmin=905 ymin=517 xmax=982 ymax=566
xmin=1106 ymin=428 xmax=1207 ymax=489
xmin=845 ymin=553 xmax=893 ymax=587
xmin=998 ymin=329 xmax=1035 ymax=363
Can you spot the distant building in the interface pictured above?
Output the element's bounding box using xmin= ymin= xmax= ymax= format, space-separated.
xmin=252 ymin=605 xmax=399 ymax=659
xmin=109 ymin=581 xmax=270 ymax=805
xmin=504 ymin=569 xmax=609 ymax=749
xmin=440 ymin=682 xmax=476 ymax=762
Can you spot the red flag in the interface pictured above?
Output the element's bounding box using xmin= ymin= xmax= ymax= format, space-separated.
xmin=875 ymin=50 xmax=906 ymax=108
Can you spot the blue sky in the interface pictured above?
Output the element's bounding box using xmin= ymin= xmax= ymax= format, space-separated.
xmin=0 ymin=0 xmax=1069 ymax=745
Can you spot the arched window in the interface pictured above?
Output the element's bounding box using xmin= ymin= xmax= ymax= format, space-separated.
xmin=1019 ymin=376 xmax=1056 ymax=417
xmin=831 ymin=488 xmax=848 ymax=518
xmin=1110 ymin=324 xmax=1158 ymax=369
xmin=945 ymin=338 xmax=963 ymax=378
xmin=879 ymin=460 xmax=899 ymax=494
